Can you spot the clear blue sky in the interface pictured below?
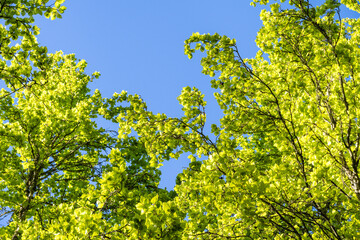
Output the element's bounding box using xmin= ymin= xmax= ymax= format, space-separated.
xmin=33 ymin=1 xmax=359 ymax=190
xmin=33 ymin=1 xmax=264 ymax=190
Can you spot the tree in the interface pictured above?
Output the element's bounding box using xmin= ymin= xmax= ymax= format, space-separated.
xmin=0 ymin=1 xmax=180 ymax=239
xmin=1 ymin=0 xmax=360 ymax=239
xmin=120 ymin=0 xmax=360 ymax=238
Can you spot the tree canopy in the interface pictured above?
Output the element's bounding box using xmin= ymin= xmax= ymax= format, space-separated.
xmin=1 ymin=0 xmax=360 ymax=239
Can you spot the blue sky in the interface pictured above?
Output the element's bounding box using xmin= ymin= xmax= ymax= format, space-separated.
xmin=32 ymin=1 xmax=359 ymax=190
xmin=33 ymin=1 xmax=265 ymax=190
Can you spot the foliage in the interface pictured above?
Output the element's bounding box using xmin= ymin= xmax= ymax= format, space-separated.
xmin=0 ymin=1 xmax=179 ymax=239
xmin=1 ymin=0 xmax=360 ymax=239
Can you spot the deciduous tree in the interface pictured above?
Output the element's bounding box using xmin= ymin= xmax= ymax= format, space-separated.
xmin=121 ymin=0 xmax=360 ymax=238
xmin=0 ymin=1 xmax=179 ymax=239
